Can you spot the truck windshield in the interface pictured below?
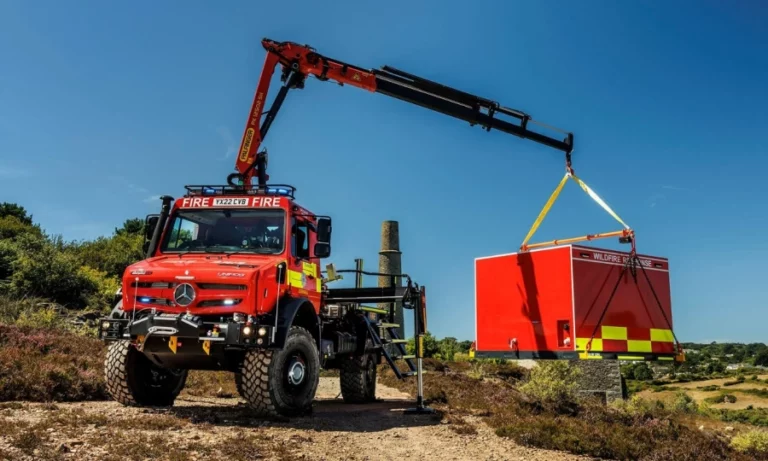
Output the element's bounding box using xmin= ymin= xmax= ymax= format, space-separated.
xmin=160 ymin=209 xmax=286 ymax=254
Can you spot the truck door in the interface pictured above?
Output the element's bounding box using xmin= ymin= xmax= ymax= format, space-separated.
xmin=289 ymin=217 xmax=322 ymax=308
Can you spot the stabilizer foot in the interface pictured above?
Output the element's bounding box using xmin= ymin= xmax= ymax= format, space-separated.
xmin=404 ymin=406 xmax=436 ymax=415
xmin=404 ymin=396 xmax=435 ymax=415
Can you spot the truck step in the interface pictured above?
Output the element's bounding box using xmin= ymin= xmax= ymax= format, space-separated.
xmin=401 ymin=371 xmax=418 ymax=377
xmin=387 ymin=339 xmax=408 ymax=344
xmin=379 ymin=323 xmax=400 ymax=328
xmin=400 ymin=355 xmax=415 ymax=360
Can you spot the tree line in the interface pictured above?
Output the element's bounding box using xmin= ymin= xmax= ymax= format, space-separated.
xmin=0 ymin=202 xmax=144 ymax=312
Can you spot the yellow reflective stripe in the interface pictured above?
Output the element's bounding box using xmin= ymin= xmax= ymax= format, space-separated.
xmin=520 ymin=172 xmax=570 ymax=249
xmin=569 ymin=173 xmax=630 ymax=230
xmin=627 ymin=340 xmax=652 ymax=353
xmin=302 ymin=261 xmax=317 ymax=277
xmin=618 ymin=355 xmax=645 ymax=361
xmin=576 ymin=338 xmax=603 ymax=352
xmin=658 ymin=357 xmax=674 ymax=361
xmin=601 ymin=326 xmax=628 ymax=341
xmin=579 ymin=351 xmax=604 ymax=360
xmin=316 ymin=278 xmax=322 ymax=292
xmin=288 ymin=270 xmax=304 ymax=288
xmin=651 ymin=328 xmax=675 ymax=342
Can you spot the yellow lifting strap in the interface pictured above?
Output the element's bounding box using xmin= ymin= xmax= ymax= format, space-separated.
xmin=570 ymin=172 xmax=630 ymax=230
xmin=520 ymin=169 xmax=631 ymax=252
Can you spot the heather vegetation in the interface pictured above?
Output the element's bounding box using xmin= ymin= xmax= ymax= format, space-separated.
xmin=380 ymin=361 xmax=766 ymax=460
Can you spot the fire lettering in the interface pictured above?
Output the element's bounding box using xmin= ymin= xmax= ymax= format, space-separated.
xmin=181 ymin=197 xmax=211 ymax=207
xmin=251 ymin=197 xmax=281 ymax=207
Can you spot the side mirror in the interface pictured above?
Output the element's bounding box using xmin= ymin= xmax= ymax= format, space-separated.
xmin=316 ymin=217 xmax=332 ymax=244
xmin=144 ymin=215 xmax=160 ymax=241
xmin=142 ymin=241 xmax=150 ymax=255
xmin=314 ymin=242 xmax=331 ymax=259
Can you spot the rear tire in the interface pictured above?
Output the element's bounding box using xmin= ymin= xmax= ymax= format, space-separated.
xmin=105 ymin=340 xmax=187 ymax=407
xmin=239 ymin=326 xmax=320 ymax=417
xmin=340 ymin=340 xmax=377 ymax=403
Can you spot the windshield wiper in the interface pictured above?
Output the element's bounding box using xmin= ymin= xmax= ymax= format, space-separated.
xmin=225 ymin=248 xmax=278 ymax=256
xmin=200 ymin=245 xmax=278 ymax=256
xmin=203 ymin=246 xmax=234 ymax=253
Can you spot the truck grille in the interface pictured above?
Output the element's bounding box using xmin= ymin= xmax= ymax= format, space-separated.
xmin=131 ymin=281 xmax=174 ymax=288
xmin=197 ymin=283 xmax=247 ymax=291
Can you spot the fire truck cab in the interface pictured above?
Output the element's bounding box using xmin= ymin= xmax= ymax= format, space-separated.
xmin=98 ymin=184 xmax=423 ymax=417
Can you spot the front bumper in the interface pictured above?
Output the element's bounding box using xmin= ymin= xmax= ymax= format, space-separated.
xmin=98 ymin=312 xmax=275 ymax=352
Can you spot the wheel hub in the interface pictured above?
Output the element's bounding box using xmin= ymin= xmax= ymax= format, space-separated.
xmin=287 ymin=360 xmax=305 ymax=385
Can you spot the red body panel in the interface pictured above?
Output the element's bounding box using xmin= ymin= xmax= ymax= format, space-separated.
xmin=571 ymin=246 xmax=674 ymax=355
xmin=474 ymin=246 xmax=574 ymax=353
xmin=474 ymin=244 xmax=674 ymax=358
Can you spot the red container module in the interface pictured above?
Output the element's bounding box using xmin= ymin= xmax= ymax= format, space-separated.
xmin=474 ymin=244 xmax=678 ymax=361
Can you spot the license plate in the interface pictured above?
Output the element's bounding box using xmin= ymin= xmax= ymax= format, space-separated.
xmin=212 ymin=197 xmax=248 ymax=207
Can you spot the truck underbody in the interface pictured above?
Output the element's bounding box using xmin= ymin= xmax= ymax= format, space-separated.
xmin=99 ymin=271 xmax=427 ymax=416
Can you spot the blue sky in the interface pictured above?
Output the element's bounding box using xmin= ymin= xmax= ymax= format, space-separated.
xmin=1 ymin=1 xmax=767 ymax=343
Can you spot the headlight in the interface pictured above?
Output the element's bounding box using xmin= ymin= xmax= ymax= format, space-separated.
xmin=258 ymin=327 xmax=267 ymax=336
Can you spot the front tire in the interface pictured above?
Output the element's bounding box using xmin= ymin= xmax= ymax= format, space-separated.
xmin=239 ymin=326 xmax=320 ymax=417
xmin=104 ymin=340 xmax=187 ymax=407
xmin=234 ymin=371 xmax=246 ymax=399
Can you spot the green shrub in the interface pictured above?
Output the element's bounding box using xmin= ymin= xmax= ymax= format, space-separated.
xmin=467 ymin=360 xmax=489 ymax=380
xmin=724 ymin=376 xmax=746 ymax=386
xmin=611 ymin=394 xmax=667 ymax=419
xmin=731 ymin=430 xmax=768 ymax=456
xmin=700 ymin=385 xmax=721 ymax=391
xmin=8 ymin=240 xmax=98 ymax=309
xmin=0 ymin=239 xmax=20 ymax=284
xmin=453 ymin=352 xmax=471 ymax=362
xmin=77 ymin=265 xmax=120 ymax=312
xmin=519 ymin=361 xmax=580 ymax=410
xmin=704 ymin=393 xmax=738 ymax=404
xmin=737 ymin=388 xmax=768 ymax=399
xmin=0 ymin=215 xmax=42 ymax=240
xmin=717 ymin=408 xmax=768 ymax=427
xmin=672 ymin=391 xmax=698 ymax=414
xmin=73 ymin=232 xmax=143 ymax=279
xmin=14 ymin=305 xmax=62 ymax=330
xmin=0 ymin=296 xmax=62 ymax=327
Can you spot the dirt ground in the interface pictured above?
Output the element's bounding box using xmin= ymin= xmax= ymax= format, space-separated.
xmin=0 ymin=378 xmax=588 ymax=461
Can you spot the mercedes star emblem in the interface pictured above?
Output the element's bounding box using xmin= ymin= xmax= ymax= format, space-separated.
xmin=174 ymin=283 xmax=195 ymax=307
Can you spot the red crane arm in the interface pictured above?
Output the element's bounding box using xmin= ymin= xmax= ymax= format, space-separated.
xmin=231 ymin=38 xmax=573 ymax=188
